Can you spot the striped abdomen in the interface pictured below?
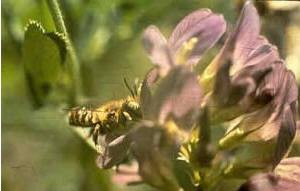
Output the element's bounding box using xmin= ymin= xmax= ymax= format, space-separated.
xmin=68 ymin=106 xmax=101 ymax=127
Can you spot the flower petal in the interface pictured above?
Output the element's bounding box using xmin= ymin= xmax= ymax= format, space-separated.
xmin=96 ymin=134 xmax=131 ymax=169
xmin=140 ymin=68 xmax=160 ymax=119
xmin=142 ymin=25 xmax=174 ymax=75
xmin=201 ymin=1 xmax=264 ymax=92
xmin=272 ymin=70 xmax=298 ymax=167
xmin=168 ymin=9 xmax=226 ymax=65
xmin=273 ymin=104 xmax=297 ymax=168
xmin=111 ymin=162 xmax=142 ymax=185
xmin=213 ymin=60 xmax=232 ymax=106
xmin=237 ymin=157 xmax=300 ymax=191
xmin=129 ymin=122 xmax=180 ymax=190
xmin=231 ymin=1 xmax=260 ymax=69
xmin=150 ymin=66 xmax=202 ymax=129
xmin=275 ymin=157 xmax=300 ymax=181
xmin=253 ymin=66 xmax=297 ymax=143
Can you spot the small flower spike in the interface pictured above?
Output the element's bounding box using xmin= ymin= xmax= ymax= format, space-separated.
xmin=143 ymin=9 xmax=226 ymax=75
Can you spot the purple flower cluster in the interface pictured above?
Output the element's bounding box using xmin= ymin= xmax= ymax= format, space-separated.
xmin=84 ymin=1 xmax=299 ymax=190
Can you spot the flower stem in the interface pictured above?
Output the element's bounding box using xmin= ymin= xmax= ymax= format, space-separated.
xmin=46 ymin=0 xmax=81 ymax=105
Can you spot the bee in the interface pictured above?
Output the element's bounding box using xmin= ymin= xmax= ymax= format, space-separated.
xmin=68 ymin=97 xmax=141 ymax=144
xmin=68 ymin=79 xmax=142 ymax=145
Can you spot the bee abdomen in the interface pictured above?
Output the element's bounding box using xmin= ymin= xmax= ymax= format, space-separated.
xmin=68 ymin=107 xmax=98 ymax=127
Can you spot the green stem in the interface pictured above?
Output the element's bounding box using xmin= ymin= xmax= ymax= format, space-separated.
xmin=196 ymin=107 xmax=213 ymax=166
xmin=46 ymin=0 xmax=81 ymax=105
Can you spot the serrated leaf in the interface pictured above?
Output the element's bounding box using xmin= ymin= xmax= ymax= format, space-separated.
xmin=23 ymin=21 xmax=67 ymax=107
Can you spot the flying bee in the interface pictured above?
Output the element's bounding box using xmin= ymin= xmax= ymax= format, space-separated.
xmin=68 ymin=78 xmax=142 ymax=145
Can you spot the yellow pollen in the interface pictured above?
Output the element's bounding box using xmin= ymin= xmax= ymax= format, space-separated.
xmin=176 ymin=37 xmax=198 ymax=65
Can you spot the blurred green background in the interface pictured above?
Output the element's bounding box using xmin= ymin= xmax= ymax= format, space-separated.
xmin=2 ymin=0 xmax=299 ymax=191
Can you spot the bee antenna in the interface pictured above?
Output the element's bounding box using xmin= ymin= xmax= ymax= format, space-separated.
xmin=61 ymin=105 xmax=82 ymax=112
xmin=133 ymin=78 xmax=139 ymax=96
xmin=123 ymin=77 xmax=136 ymax=98
xmin=62 ymin=107 xmax=72 ymax=111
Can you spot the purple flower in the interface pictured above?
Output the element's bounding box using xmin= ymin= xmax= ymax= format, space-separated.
xmin=238 ymin=157 xmax=300 ymax=191
xmin=204 ymin=1 xmax=298 ymax=169
xmin=130 ymin=8 xmax=227 ymax=189
xmin=76 ymin=1 xmax=299 ymax=190
xmin=142 ymin=9 xmax=226 ymax=75
xmin=136 ymin=1 xmax=298 ymax=188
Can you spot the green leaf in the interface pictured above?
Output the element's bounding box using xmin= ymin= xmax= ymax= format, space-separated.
xmin=174 ymin=159 xmax=198 ymax=191
xmin=23 ymin=20 xmax=67 ymax=107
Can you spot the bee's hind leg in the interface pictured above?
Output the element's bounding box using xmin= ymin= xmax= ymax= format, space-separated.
xmin=90 ymin=124 xmax=100 ymax=145
xmin=86 ymin=124 xmax=100 ymax=144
